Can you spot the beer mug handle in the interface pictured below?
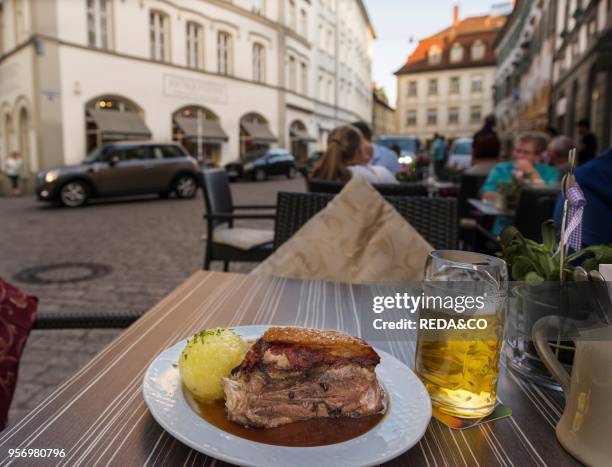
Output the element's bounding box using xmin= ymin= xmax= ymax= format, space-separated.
xmin=533 ymin=315 xmax=571 ymax=393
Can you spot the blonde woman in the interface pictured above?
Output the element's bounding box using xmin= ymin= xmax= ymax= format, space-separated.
xmin=312 ymin=125 xmax=397 ymax=184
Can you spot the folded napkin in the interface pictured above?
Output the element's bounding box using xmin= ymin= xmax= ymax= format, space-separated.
xmin=253 ymin=176 xmax=432 ymax=283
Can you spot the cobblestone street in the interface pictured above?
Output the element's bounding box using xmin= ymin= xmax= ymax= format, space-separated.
xmin=1 ymin=176 xmax=306 ymax=427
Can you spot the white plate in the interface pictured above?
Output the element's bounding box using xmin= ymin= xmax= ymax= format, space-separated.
xmin=143 ymin=325 xmax=431 ymax=467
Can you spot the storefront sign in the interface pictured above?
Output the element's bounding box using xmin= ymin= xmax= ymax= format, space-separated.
xmin=163 ymin=74 xmax=228 ymax=105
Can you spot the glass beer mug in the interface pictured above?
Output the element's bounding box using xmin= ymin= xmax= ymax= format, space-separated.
xmin=415 ymin=250 xmax=508 ymax=418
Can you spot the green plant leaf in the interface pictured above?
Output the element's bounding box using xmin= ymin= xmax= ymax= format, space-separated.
xmin=525 ymin=271 xmax=545 ymax=284
xmin=512 ymin=257 xmax=535 ymax=280
xmin=500 ymin=226 xmax=522 ymax=248
xmin=541 ymin=220 xmax=557 ymax=252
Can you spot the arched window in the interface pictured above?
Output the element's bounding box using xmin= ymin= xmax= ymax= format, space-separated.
xmin=84 ymin=95 xmax=149 ymax=152
xmin=87 ymin=0 xmax=112 ymax=49
xmin=450 ymin=43 xmax=463 ymax=62
xmin=252 ymin=0 xmax=264 ymax=15
xmin=253 ymin=42 xmax=265 ymax=83
xmin=217 ymin=31 xmax=232 ymax=75
xmin=14 ymin=0 xmax=28 ymax=43
xmin=3 ymin=113 xmax=12 ymax=160
xmin=186 ymin=22 xmax=203 ymax=69
xmin=172 ymin=106 xmax=226 ymax=165
xmin=289 ymin=120 xmax=313 ymax=163
xmin=18 ymin=107 xmax=30 ymax=171
xmin=428 ymin=45 xmax=442 ymax=64
xmin=471 ymin=40 xmax=486 ymax=61
xmin=239 ymin=113 xmax=276 ymax=157
xmin=150 ymin=10 xmax=169 ymax=61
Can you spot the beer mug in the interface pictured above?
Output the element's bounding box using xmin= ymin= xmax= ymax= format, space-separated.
xmin=415 ymin=250 xmax=508 ymax=418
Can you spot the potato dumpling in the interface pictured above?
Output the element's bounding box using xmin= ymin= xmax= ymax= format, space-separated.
xmin=179 ymin=328 xmax=246 ymax=402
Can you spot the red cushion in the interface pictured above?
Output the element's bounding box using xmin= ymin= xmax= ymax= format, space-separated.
xmin=0 ymin=278 xmax=38 ymax=430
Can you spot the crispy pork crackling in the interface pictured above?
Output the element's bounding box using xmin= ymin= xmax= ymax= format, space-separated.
xmin=223 ymin=327 xmax=384 ymax=428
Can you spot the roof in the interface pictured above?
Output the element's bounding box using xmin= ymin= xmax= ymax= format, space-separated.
xmin=395 ymin=14 xmax=507 ymax=75
xmin=372 ymin=88 xmax=394 ymax=111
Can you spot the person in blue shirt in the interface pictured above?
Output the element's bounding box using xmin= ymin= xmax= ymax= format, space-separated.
xmin=430 ymin=134 xmax=448 ymax=177
xmin=554 ymin=148 xmax=612 ymax=247
xmin=481 ymin=132 xmax=559 ymax=235
xmin=351 ymin=121 xmax=401 ymax=175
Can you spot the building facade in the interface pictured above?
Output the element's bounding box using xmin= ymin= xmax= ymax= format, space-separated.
xmin=394 ymin=5 xmax=507 ymax=143
xmin=372 ymin=85 xmax=395 ymax=136
xmin=494 ymin=0 xmax=557 ymax=152
xmin=550 ymin=0 xmax=612 ymax=149
xmin=0 ymin=0 xmax=374 ymax=185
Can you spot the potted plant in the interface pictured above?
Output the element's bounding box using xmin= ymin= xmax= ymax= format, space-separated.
xmin=500 ymin=221 xmax=612 ymax=283
xmin=501 ymin=221 xmax=612 ymax=386
xmin=496 ymin=171 xmax=529 ymax=211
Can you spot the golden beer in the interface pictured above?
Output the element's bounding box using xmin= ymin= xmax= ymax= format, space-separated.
xmin=415 ymin=311 xmax=503 ymax=418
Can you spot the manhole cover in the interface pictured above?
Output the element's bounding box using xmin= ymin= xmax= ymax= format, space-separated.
xmin=14 ymin=262 xmax=112 ymax=285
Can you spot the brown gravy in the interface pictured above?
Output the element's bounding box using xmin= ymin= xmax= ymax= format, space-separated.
xmin=196 ymin=399 xmax=385 ymax=447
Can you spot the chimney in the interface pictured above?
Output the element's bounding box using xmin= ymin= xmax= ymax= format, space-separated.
xmin=453 ymin=4 xmax=459 ymax=27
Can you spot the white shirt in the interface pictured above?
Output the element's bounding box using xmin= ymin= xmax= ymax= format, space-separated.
xmin=348 ymin=164 xmax=398 ymax=184
xmin=6 ymin=158 xmax=23 ymax=176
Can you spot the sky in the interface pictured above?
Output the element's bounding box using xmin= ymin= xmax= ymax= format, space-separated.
xmin=363 ymin=0 xmax=501 ymax=107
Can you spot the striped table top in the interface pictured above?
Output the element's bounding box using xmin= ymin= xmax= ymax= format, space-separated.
xmin=0 ymin=271 xmax=580 ymax=466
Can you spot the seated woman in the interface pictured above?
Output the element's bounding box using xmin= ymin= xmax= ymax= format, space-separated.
xmin=481 ymin=132 xmax=558 ymax=235
xmin=311 ymin=125 xmax=398 ymax=184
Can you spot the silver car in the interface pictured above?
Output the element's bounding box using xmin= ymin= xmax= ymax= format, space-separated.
xmin=36 ymin=142 xmax=201 ymax=207
xmin=447 ymin=138 xmax=473 ymax=170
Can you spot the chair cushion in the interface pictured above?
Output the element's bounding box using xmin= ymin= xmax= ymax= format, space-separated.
xmin=253 ymin=176 xmax=433 ymax=283
xmin=0 ymin=278 xmax=38 ymax=429
xmin=212 ymin=226 xmax=274 ymax=251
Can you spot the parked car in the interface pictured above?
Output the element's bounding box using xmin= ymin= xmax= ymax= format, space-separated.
xmin=297 ymin=150 xmax=323 ymax=177
xmin=446 ymin=138 xmax=473 ymax=170
xmin=225 ymin=148 xmax=297 ymax=181
xmin=376 ymin=136 xmax=420 ymax=161
xmin=36 ymin=141 xmax=201 ymax=207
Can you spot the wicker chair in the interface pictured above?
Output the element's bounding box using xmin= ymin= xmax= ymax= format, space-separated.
xmin=201 ymin=168 xmax=276 ymax=270
xmin=33 ymin=310 xmax=142 ymax=329
xmin=274 ymin=192 xmax=458 ymax=250
xmin=307 ymin=178 xmax=428 ymax=197
xmin=513 ymin=187 xmax=559 ymax=242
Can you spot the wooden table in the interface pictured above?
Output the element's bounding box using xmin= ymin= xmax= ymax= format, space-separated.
xmin=0 ymin=272 xmax=580 ymax=466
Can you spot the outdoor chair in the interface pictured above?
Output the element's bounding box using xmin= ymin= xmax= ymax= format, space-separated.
xmin=33 ymin=310 xmax=142 ymax=329
xmin=456 ymin=172 xmax=495 ymax=252
xmin=307 ymin=177 xmax=428 ymax=197
xmin=274 ymin=192 xmax=458 ymax=250
xmin=513 ymin=186 xmax=559 ymax=242
xmin=201 ymin=168 xmax=276 ymax=270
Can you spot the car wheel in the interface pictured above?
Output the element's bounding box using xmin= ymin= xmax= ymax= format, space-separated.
xmin=254 ymin=169 xmax=266 ymax=182
xmin=173 ymin=174 xmax=198 ymax=199
xmin=59 ymin=181 xmax=89 ymax=208
xmin=287 ymin=167 xmax=297 ymax=179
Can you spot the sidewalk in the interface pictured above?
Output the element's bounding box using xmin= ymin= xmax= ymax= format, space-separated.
xmin=4 ymin=177 xmax=306 ymax=428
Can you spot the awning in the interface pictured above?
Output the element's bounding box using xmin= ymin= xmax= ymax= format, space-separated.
xmin=174 ymin=116 xmax=228 ymax=143
xmin=88 ymin=109 xmax=151 ymax=139
xmin=290 ymin=127 xmax=316 ymax=142
xmin=241 ymin=121 xmax=278 ymax=143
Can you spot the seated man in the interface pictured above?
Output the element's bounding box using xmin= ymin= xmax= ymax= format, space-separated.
xmin=554 ymin=148 xmax=612 ymax=247
xmin=352 ymin=121 xmax=401 ymax=175
xmin=481 ymin=132 xmax=558 ymax=235
xmin=546 ymin=135 xmax=574 ymax=178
